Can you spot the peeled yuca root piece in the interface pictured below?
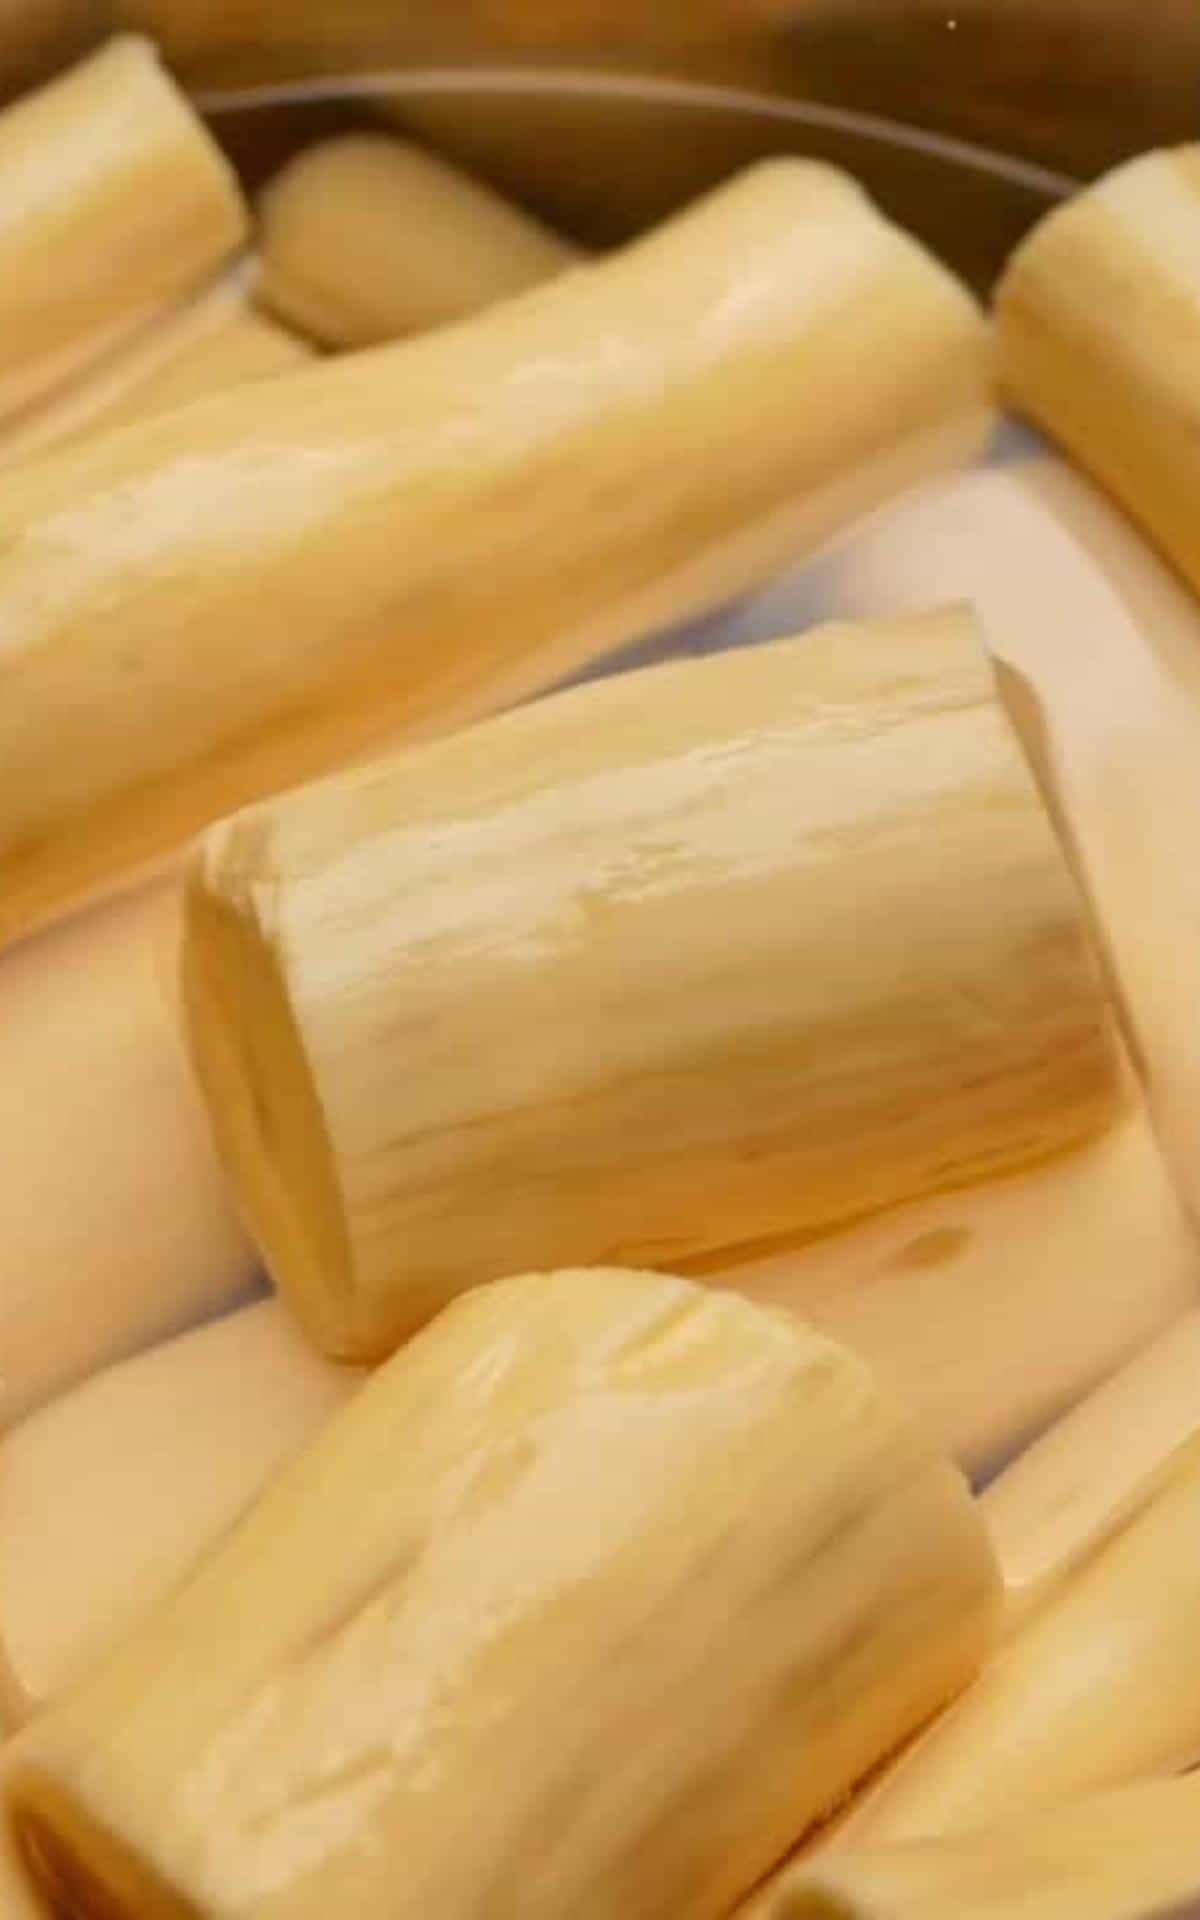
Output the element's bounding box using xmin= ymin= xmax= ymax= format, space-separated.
xmin=0 ymin=883 xmax=256 ymax=1429
xmin=184 ymin=606 xmax=1120 ymax=1361
xmin=982 ymin=1307 xmax=1200 ymax=1627
xmin=0 ymin=1107 xmax=1184 ymax=1729
xmin=774 ymin=449 xmax=1200 ymax=1222
xmin=0 ymin=158 xmax=991 ymax=947
xmin=1 ymin=267 xmax=311 ymax=463
xmin=996 ymin=147 xmax=1200 ymax=597
xmin=0 ymin=1301 xmax=361 ymax=1725
xmin=716 ymin=1096 xmax=1199 ymax=1473
xmin=4 ymin=1270 xmax=1000 ymax=1920
xmin=751 ymin=1777 xmax=1200 ymax=1919
xmin=0 ymin=617 xmax=1152 ymax=1459
xmin=0 ymin=34 xmax=247 ymax=423
xmin=1 ymin=1104 xmax=1189 ymax=1720
xmin=818 ymin=1431 xmax=1200 ymax=1849
xmin=258 ymin=131 xmax=579 ymax=346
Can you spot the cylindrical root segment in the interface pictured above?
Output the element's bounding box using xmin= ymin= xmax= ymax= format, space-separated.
xmin=5 ymin=1270 xmax=999 ymax=1920
xmin=183 ymin=606 xmax=1120 ymax=1360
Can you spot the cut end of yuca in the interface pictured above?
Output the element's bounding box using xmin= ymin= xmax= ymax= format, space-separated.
xmin=996 ymin=145 xmax=1200 ymax=597
xmin=181 ymin=830 xmax=357 ymax=1359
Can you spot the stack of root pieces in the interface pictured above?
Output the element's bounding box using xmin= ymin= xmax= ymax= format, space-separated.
xmin=0 ymin=36 xmax=1198 ymax=1920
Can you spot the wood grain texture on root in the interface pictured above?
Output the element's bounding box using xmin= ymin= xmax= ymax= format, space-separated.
xmin=183 ymin=606 xmax=1120 ymax=1361
xmin=767 ymin=448 xmax=1200 ymax=1226
xmin=1 ymin=1103 xmax=1188 ymax=1721
xmin=0 ymin=1098 xmax=1187 ymax=1738
xmin=0 ymin=158 xmax=990 ymax=946
xmin=3 ymin=1271 xmax=999 ymax=1920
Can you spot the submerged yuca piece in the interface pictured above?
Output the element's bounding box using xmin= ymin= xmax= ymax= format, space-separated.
xmin=982 ymin=1308 xmax=1200 ymax=1627
xmin=0 ymin=884 xmax=255 ymax=1429
xmin=751 ymin=1777 xmax=1200 ymax=1920
xmin=822 ymin=1431 xmax=1200 ymax=1849
xmin=258 ymin=132 xmax=579 ymax=346
xmin=0 ymin=158 xmax=991 ymax=946
xmin=717 ymin=1099 xmax=1198 ymax=1474
xmin=1 ymin=269 xmax=311 ymax=463
xmin=0 ymin=35 xmax=247 ymax=422
xmin=0 ymin=1302 xmax=360 ymax=1723
xmin=184 ymin=607 xmax=1119 ymax=1360
xmin=997 ymin=147 xmax=1200 ymax=596
xmin=5 ymin=1270 xmax=1000 ymax=1920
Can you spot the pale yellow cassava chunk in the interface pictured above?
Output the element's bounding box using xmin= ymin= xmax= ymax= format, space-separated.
xmin=982 ymin=1308 xmax=1200 ymax=1628
xmin=748 ymin=1776 xmax=1200 ymax=1919
xmin=4 ymin=1110 xmax=1189 ymax=1725
xmin=716 ymin=1098 xmax=1198 ymax=1473
xmin=183 ymin=606 xmax=1119 ymax=1361
xmin=0 ymin=1301 xmax=361 ymax=1723
xmin=0 ymin=883 xmax=256 ymax=1430
xmin=1 ymin=267 xmax=311 ymax=463
xmin=821 ymin=1431 xmax=1200 ymax=1848
xmin=3 ymin=1110 xmax=1189 ymax=1723
xmin=258 ymin=132 xmax=579 ymax=346
xmin=0 ymin=34 xmax=247 ymax=422
xmin=0 ymin=157 xmax=991 ymax=946
xmin=5 ymin=1269 xmax=1000 ymax=1920
xmin=763 ymin=449 xmax=1200 ymax=1225
xmin=997 ymin=146 xmax=1200 ymax=598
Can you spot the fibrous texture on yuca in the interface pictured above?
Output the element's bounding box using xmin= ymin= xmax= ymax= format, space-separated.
xmin=258 ymin=132 xmax=579 ymax=346
xmin=821 ymin=1430 xmax=1200 ymax=1849
xmin=0 ymin=1109 xmax=1186 ymax=1724
xmin=748 ymin=1776 xmax=1200 ymax=1919
xmin=4 ymin=1270 xmax=1000 ymax=1920
xmin=1 ymin=1112 xmax=1185 ymax=1736
xmin=0 ymin=35 xmax=247 ymax=423
xmin=183 ymin=606 xmax=1120 ymax=1361
xmin=0 ymin=1301 xmax=361 ymax=1723
xmin=997 ymin=146 xmax=1200 ymax=597
xmin=0 ymin=158 xmax=991 ymax=946
xmin=770 ymin=450 xmax=1200 ymax=1225
xmin=0 ymin=884 xmax=256 ymax=1430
